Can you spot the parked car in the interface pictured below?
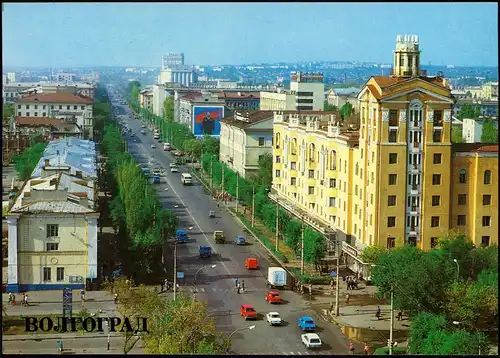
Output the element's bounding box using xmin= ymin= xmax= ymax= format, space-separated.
xmin=301 ymin=333 xmax=322 ymax=348
xmin=266 ymin=312 xmax=281 ymax=326
xmin=240 ymin=304 xmax=257 ymax=320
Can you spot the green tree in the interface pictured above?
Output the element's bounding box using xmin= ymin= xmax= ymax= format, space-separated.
xmin=360 ymin=245 xmax=388 ymax=264
xmin=163 ymin=97 xmax=174 ymax=123
xmin=324 ymin=101 xmax=338 ymax=111
xmin=12 ymin=143 xmax=47 ymax=180
xmin=2 ymin=103 xmax=15 ymax=119
xmin=202 ymin=135 xmax=220 ymax=156
xmin=480 ymin=119 xmax=498 ymax=143
xmin=184 ymin=139 xmax=203 ymax=159
xmin=339 ymin=102 xmax=354 ymax=119
xmin=458 ymin=103 xmax=481 ymax=120
xmin=451 ymin=126 xmax=464 ymax=143
xmin=254 ymin=152 xmax=273 ymax=189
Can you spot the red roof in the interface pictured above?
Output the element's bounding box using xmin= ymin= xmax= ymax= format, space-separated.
xmin=16 ymin=93 xmax=93 ymax=104
xmin=453 ymin=143 xmax=498 ymax=153
xmin=218 ymin=92 xmax=260 ymax=99
xmin=15 ymin=117 xmax=66 ymax=126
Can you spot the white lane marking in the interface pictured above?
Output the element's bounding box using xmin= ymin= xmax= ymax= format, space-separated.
xmin=134 ymin=142 xmax=233 ymax=278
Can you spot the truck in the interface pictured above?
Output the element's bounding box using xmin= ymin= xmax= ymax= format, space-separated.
xmin=199 ymin=246 xmax=212 ymax=258
xmin=267 ymin=267 xmax=287 ymax=288
xmin=213 ymin=231 xmax=225 ymax=244
xmin=298 ymin=316 xmax=316 ymax=331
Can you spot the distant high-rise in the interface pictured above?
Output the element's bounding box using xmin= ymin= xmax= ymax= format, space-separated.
xmin=162 ymin=53 xmax=185 ymax=70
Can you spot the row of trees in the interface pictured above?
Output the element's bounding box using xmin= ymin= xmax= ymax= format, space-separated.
xmin=13 ymin=142 xmax=47 ymax=180
xmin=104 ymin=278 xmax=229 ymax=354
xmin=363 ymin=232 xmax=497 ymax=354
xmin=101 ymin=123 xmax=178 ymax=279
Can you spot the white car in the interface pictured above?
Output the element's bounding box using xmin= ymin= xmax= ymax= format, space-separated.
xmin=301 ymin=333 xmax=322 ymax=348
xmin=170 ymin=166 xmax=179 ymax=173
xmin=169 ymin=163 xmax=177 ymax=168
xmin=266 ymin=312 xmax=281 ymax=326
xmin=151 ymin=144 xmax=156 ymax=149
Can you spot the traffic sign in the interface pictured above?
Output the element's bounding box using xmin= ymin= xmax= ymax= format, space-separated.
xmin=177 ymin=272 xmax=184 ymax=279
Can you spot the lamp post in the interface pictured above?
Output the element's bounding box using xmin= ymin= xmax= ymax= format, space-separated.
xmin=453 ymin=259 xmax=459 ymax=281
xmin=452 ymin=321 xmax=482 ymax=355
xmin=193 ymin=265 xmax=216 ymax=297
xmin=228 ymin=325 xmax=256 ymax=344
xmin=372 ymin=264 xmax=394 ymax=355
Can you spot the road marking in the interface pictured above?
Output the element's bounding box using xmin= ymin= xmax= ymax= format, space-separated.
xmin=133 ymin=139 xmax=233 ymax=279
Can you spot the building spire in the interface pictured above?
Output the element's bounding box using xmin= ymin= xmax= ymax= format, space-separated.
xmin=392 ymin=34 xmax=421 ymax=78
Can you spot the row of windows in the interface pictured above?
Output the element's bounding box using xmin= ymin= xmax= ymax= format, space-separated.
xmin=43 ymin=267 xmax=65 ymax=282
xmin=18 ymin=104 xmax=86 ymax=110
xmin=386 ymin=215 xmax=492 ymax=228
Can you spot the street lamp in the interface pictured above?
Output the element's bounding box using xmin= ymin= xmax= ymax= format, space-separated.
xmin=452 ymin=321 xmax=483 ymax=355
xmin=228 ymin=325 xmax=256 ymax=341
xmin=372 ymin=264 xmax=394 ymax=356
xmin=194 ymin=265 xmax=216 ymax=286
xmin=453 ymin=259 xmax=459 ymax=281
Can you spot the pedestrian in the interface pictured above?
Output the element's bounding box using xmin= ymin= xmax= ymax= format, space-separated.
xmin=107 ymin=335 xmax=111 ymax=350
xmin=376 ymin=306 xmax=381 ymax=320
xmin=364 ymin=342 xmax=369 ymax=355
xmin=24 ymin=293 xmax=29 ymax=306
xmin=309 ymin=284 xmax=313 ymax=297
xmin=397 ymin=311 xmax=403 ymax=321
xmin=80 ymin=289 xmax=85 ymax=302
xmin=234 ymin=278 xmax=239 ymax=288
xmin=58 ymin=341 xmax=63 ymax=354
xmin=345 ymin=293 xmax=350 ymax=304
xmin=11 ymin=294 xmax=16 ymax=306
xmin=8 ymin=292 xmax=13 ymax=305
xmin=329 ymin=302 xmax=334 ymax=313
xmin=114 ymin=293 xmax=118 ymax=304
xmin=164 ymin=278 xmax=169 ymax=290
xmin=237 ymin=284 xmax=241 ymax=294
xmin=241 ymin=280 xmax=245 ymax=292
xmin=349 ymin=341 xmax=355 ymax=354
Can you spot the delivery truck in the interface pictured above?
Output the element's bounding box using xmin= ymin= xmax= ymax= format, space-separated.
xmin=267 ymin=267 xmax=287 ymax=289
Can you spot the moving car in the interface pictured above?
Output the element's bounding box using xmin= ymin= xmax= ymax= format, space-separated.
xmin=170 ymin=165 xmax=179 ymax=173
xmin=298 ymin=316 xmax=316 ymax=331
xmin=199 ymin=246 xmax=212 ymax=258
xmin=240 ymin=304 xmax=257 ymax=320
xmin=151 ymin=144 xmax=156 ymax=149
xmin=213 ymin=231 xmax=225 ymax=244
xmin=265 ymin=291 xmax=281 ymax=304
xmin=141 ymin=124 xmax=146 ymax=128
xmin=163 ymin=143 xmax=171 ymax=151
xmin=176 ymin=230 xmax=188 ymax=243
xmin=266 ymin=312 xmax=282 ymax=326
xmin=301 ymin=333 xmax=322 ymax=349
xmin=152 ymin=174 xmax=161 ymax=184
xmin=181 ymin=173 xmax=192 ymax=185
xmin=141 ymin=130 xmax=145 ymax=135
xmin=235 ymin=236 xmax=246 ymax=245
xmin=245 ymin=257 xmax=259 ymax=270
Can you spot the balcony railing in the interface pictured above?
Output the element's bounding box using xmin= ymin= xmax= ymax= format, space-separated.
xmin=411 ymin=205 xmax=418 ymax=212
xmin=412 ymin=184 xmax=418 ymax=190
xmin=413 ymin=141 xmax=420 ymax=148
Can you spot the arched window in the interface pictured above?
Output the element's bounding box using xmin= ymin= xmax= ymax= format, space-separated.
xmin=459 ymin=169 xmax=467 ymax=184
xmin=309 ymin=143 xmax=316 ymax=162
xmin=484 ymin=170 xmax=491 ymax=185
xmin=329 ymin=150 xmax=337 ymax=170
xmin=291 ymin=138 xmax=297 ymax=155
xmin=275 ymin=133 xmax=281 ymax=149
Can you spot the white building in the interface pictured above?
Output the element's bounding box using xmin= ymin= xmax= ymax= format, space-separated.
xmin=56 ymin=73 xmax=75 ymax=82
xmin=7 ymin=72 xmax=16 ymax=83
xmin=158 ymin=67 xmax=196 ymax=87
xmin=3 ymin=82 xmax=96 ymax=104
xmin=162 ymin=53 xmax=185 ymax=70
xmin=326 ymin=87 xmax=361 ymax=108
xmin=15 ymin=93 xmax=94 ymax=139
xmin=462 ymin=117 xmax=499 ymax=143
xmin=177 ymin=91 xmax=224 ymax=129
xmin=152 ymin=84 xmax=168 ymax=117
xmin=260 ymin=72 xmax=325 ymax=111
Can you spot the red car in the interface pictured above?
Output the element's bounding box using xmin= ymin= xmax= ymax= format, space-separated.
xmin=265 ymin=291 xmax=281 ymax=304
xmin=240 ymin=304 xmax=257 ymax=320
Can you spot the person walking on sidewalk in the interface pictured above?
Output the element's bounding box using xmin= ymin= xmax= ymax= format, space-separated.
xmin=364 ymin=342 xmax=369 ymax=355
xmin=241 ymin=280 xmax=245 ymax=292
xmin=376 ymin=306 xmax=381 ymax=320
xmin=349 ymin=341 xmax=355 ymax=354
xmin=80 ymin=289 xmax=85 ymax=302
xmin=345 ymin=293 xmax=350 ymax=305
xmin=397 ymin=310 xmax=403 ymax=321
xmin=8 ymin=292 xmax=13 ymax=305
xmin=23 ymin=293 xmax=30 ymax=307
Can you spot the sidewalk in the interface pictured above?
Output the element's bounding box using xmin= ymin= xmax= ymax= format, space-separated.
xmin=3 ymin=332 xmax=123 ymax=341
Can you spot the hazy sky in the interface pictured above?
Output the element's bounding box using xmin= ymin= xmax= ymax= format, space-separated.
xmin=2 ymin=2 xmax=498 ymax=67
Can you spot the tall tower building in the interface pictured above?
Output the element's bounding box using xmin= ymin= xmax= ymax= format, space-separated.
xmin=392 ymin=35 xmax=420 ymax=77
xmin=162 ymin=53 xmax=185 ymax=70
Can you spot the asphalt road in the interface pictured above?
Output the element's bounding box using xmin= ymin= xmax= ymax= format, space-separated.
xmin=111 ymin=98 xmax=352 ymax=355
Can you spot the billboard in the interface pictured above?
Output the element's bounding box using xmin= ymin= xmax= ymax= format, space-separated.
xmin=192 ymin=106 xmax=224 ymax=137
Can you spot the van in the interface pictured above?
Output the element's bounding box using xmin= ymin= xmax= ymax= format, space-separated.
xmin=163 ymin=143 xmax=171 ymax=151
xmin=153 ymin=133 xmax=160 ymax=140
xmin=181 ymin=173 xmax=192 ymax=185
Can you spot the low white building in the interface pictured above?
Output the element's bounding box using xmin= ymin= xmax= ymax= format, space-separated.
xmin=3 ymin=81 xmax=96 ymax=103
xmin=159 ymin=67 xmax=196 ymax=87
xmin=56 ymin=73 xmax=75 ymax=82
xmin=462 ymin=117 xmax=499 ymax=143
xmin=326 ymin=87 xmax=360 ymax=108
xmin=15 ymin=93 xmax=94 ymax=139
xmin=152 ymin=84 xmax=168 ymax=117
xmin=219 ymin=111 xmax=274 ymax=178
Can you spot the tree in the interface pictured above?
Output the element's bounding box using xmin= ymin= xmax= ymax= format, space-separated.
xmin=12 ymin=143 xmax=47 ymax=180
xmin=324 ymin=101 xmax=338 ymax=111
xmin=163 ymin=97 xmax=174 ymax=123
xmin=360 ymin=245 xmax=388 ymax=264
xmin=339 ymin=102 xmax=354 ymax=119
xmin=2 ymin=103 xmax=15 ymax=119
xmin=480 ymin=119 xmax=498 ymax=143
xmin=458 ymin=103 xmax=481 ymax=120
xmin=184 ymin=139 xmax=203 ymax=159
xmin=255 ymin=152 xmax=273 ymax=189
xmin=451 ymin=126 xmax=464 ymax=143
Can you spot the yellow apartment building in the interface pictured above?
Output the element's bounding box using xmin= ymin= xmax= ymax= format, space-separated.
xmin=270 ymin=35 xmax=498 ymax=274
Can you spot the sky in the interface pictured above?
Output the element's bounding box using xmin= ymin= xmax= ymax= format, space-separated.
xmin=2 ymin=2 xmax=498 ymax=68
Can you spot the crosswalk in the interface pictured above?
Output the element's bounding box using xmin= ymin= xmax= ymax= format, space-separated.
xmin=189 ymin=287 xmax=270 ymax=293
xmin=245 ymin=351 xmax=334 ymax=355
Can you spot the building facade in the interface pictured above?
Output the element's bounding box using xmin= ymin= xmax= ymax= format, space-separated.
xmin=453 ymin=98 xmax=498 ymax=118
xmin=3 ymin=82 xmax=96 ymax=104
xmin=270 ymin=35 xmax=498 ymax=275
xmin=217 ymin=92 xmax=260 ymax=113
xmin=177 ymin=91 xmax=225 ymax=130
xmin=326 ymin=88 xmax=361 ymax=108
xmin=15 ymin=93 xmax=94 ymax=139
xmin=162 ymin=52 xmax=185 ymax=70
xmin=159 ymin=67 xmax=196 ymax=87
xmin=152 ymin=84 xmax=168 ymax=117
xmin=219 ymin=111 xmax=274 ymax=178
xmin=462 ymin=117 xmax=499 ymax=143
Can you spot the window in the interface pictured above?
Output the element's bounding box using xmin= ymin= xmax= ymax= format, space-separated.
xmin=433 ymin=130 xmax=442 ymax=143
xmin=389 ymin=153 xmax=397 ymax=164
xmin=387 ymin=217 xmax=396 ymax=227
xmin=432 ymin=196 xmax=440 ymax=206
xmin=482 ymin=216 xmax=491 ymax=227
xmin=329 ymin=197 xmax=336 ymax=207
xmin=47 ymin=224 xmax=59 ymax=237
xmin=431 ymin=216 xmax=440 ymax=227
xmin=433 ymin=153 xmax=442 ymax=164
xmin=433 ymin=110 xmax=443 ymax=126
xmin=258 ymin=137 xmax=265 ymax=146
xmin=73 ymin=105 xmax=78 ymax=110
xmin=388 ymin=196 xmax=396 ymax=206
xmin=81 ymin=105 xmax=85 ymax=110
xmin=408 ymin=237 xmax=417 ymax=246
xmin=457 ymin=215 xmax=466 ymax=226
xmin=308 ymin=169 xmax=315 ymax=178
xmin=484 ymin=170 xmax=491 ymax=184
xmin=34 ymin=112 xmax=38 ymax=117
xmin=430 ymin=237 xmax=438 ymax=248
xmin=432 ymin=174 xmax=441 ymax=185
xmin=43 ymin=267 xmax=51 ymax=281
xmin=42 ymin=112 xmax=46 ymax=116
xmin=67 ymin=105 xmax=70 ymax=110
xmin=483 ymin=195 xmax=491 ymax=205
xmin=290 ymin=162 xmax=296 ymax=170
xmin=51 ymin=105 xmax=54 ymax=109
xmin=290 ymin=177 xmax=296 ymax=185
xmin=275 ymin=156 xmax=281 ymax=163
xmin=389 ymin=110 xmax=398 ymax=126
xmin=355 ymin=185 xmax=358 ymax=195
xmin=275 ymin=170 xmax=280 ymax=177
xmin=388 ymin=129 xmax=397 ymax=142
xmin=59 ymin=105 xmax=62 ymax=109
xmin=57 ymin=267 xmax=64 ymax=281
xmin=308 ymin=186 xmax=314 ymax=195
xmin=388 ymin=174 xmax=397 ymax=185
xmin=18 ymin=105 xmax=21 ymax=109
xmin=481 ymin=236 xmax=490 ymax=247
xmin=459 ymin=169 xmax=467 ymax=184
xmin=43 ymin=105 xmax=46 ymax=109
xmin=258 ymin=155 xmax=264 ymax=162
xmin=329 ymin=178 xmax=336 ymax=188
xmin=26 ymin=105 xmax=30 ymax=109
xmin=17 ymin=112 xmax=21 ymax=116
xmin=26 ymin=112 xmax=30 ymax=117
xmin=46 ymin=243 xmax=59 ymax=251
xmin=458 ymin=194 xmax=467 ymax=205
xmin=355 ymin=163 xmax=359 ymax=175
xmin=387 ymin=237 xmax=396 ymax=249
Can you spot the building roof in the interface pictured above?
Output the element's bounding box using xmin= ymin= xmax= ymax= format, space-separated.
xmin=15 ymin=117 xmax=66 ymax=126
xmin=217 ymin=92 xmax=260 ymax=99
xmin=31 ymin=137 xmax=97 ymax=179
xmin=452 ymin=143 xmax=498 ymax=154
xmin=220 ymin=110 xmax=274 ymax=129
xmin=332 ymin=87 xmax=361 ymax=96
xmin=371 ymin=75 xmax=449 ymax=90
xmin=15 ymin=93 xmax=93 ymax=104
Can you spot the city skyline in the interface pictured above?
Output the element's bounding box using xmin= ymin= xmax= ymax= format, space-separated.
xmin=2 ymin=2 xmax=498 ymax=68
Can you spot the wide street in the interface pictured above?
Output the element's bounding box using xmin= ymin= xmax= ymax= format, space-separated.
xmin=115 ymin=96 xmax=354 ymax=355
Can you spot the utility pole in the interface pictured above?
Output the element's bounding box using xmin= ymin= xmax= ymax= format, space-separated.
xmin=251 ymin=186 xmax=255 ymax=227
xmin=236 ymin=173 xmax=239 ymax=213
xmin=389 ymin=283 xmax=394 ymax=355
xmin=275 ymin=199 xmax=279 ymax=251
xmin=300 ymin=219 xmax=305 ymax=275
xmin=210 ymin=159 xmax=213 ymax=189
xmin=221 ymin=163 xmax=225 ymax=195
xmin=173 ymin=244 xmax=178 ymax=301
xmin=335 ymin=240 xmax=340 ymax=317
